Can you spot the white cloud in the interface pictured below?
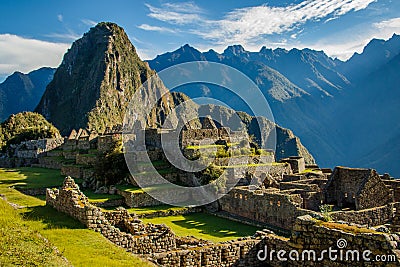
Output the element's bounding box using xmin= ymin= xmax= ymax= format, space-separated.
xmin=81 ymin=19 xmax=97 ymax=27
xmin=57 ymin=14 xmax=63 ymax=22
xmin=374 ymin=17 xmax=400 ymax=33
xmin=305 ymin=17 xmax=400 ymax=60
xmin=137 ymin=24 xmax=177 ymax=34
xmin=145 ymin=3 xmax=203 ymax=25
xmin=145 ymin=0 xmax=376 ymax=45
xmin=0 ymin=34 xmax=69 ymax=78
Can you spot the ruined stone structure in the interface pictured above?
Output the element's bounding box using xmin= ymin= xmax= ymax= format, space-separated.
xmin=325 ymin=167 xmax=392 ymax=210
xmin=12 ymin=138 xmax=64 ymax=159
xmin=219 ymin=166 xmax=400 ymax=232
xmin=47 ymin=177 xmax=400 ymax=267
xmin=46 ymin=177 xmax=179 ymax=254
xmin=280 ymin=156 xmax=305 ymax=173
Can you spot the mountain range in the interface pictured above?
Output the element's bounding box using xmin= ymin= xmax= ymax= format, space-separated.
xmin=147 ymin=34 xmax=400 ymax=176
xmin=0 ymin=67 xmax=55 ymax=121
xmin=1 ymin=22 xmax=399 ymax=175
xmin=32 ymin=22 xmax=314 ymax=163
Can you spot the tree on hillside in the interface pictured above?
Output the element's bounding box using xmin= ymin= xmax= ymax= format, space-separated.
xmin=0 ymin=112 xmax=60 ymax=152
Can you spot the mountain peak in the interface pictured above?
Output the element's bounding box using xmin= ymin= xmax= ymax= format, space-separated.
xmin=223 ymin=45 xmax=246 ymax=56
xmin=35 ymin=22 xmax=151 ymax=134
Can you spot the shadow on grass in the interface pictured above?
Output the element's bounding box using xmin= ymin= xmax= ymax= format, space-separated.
xmin=170 ymin=213 xmax=258 ymax=238
xmin=0 ymin=167 xmax=65 ymax=189
xmin=21 ymin=205 xmax=85 ymax=230
xmin=82 ymin=190 xmax=123 ymax=202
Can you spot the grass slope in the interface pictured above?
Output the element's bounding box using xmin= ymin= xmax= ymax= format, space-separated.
xmin=0 ymin=168 xmax=153 ymax=267
xmin=0 ymin=199 xmax=69 ymax=267
xmin=141 ymin=213 xmax=260 ymax=243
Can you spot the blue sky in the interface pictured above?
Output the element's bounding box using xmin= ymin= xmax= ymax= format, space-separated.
xmin=1 ymin=0 xmax=400 ymax=81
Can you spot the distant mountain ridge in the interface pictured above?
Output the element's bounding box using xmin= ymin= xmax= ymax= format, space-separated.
xmin=31 ymin=22 xmax=314 ymax=164
xmin=2 ymin=24 xmax=399 ymax=175
xmin=0 ymin=67 xmax=55 ymax=121
xmin=147 ymin=34 xmax=400 ymax=176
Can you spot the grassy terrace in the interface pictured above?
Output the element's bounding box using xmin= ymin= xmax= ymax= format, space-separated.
xmin=141 ymin=213 xmax=261 ymax=243
xmin=117 ymin=183 xmax=179 ymax=191
xmin=0 ymin=168 xmax=152 ymax=267
xmin=102 ymin=204 xmax=189 ymax=215
xmin=0 ymin=167 xmax=263 ymax=264
xmin=0 ymin=198 xmax=69 ymax=266
xmin=222 ymin=162 xmax=286 ymax=168
xmin=185 ymin=144 xmax=225 ymax=149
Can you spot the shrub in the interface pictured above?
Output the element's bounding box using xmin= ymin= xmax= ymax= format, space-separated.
xmin=319 ymin=204 xmax=333 ymax=222
xmin=0 ymin=112 xmax=60 ymax=152
xmin=94 ymin=140 xmax=128 ymax=185
xmin=215 ymin=147 xmax=231 ymax=158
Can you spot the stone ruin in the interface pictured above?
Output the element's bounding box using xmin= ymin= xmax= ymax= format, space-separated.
xmin=219 ymin=165 xmax=400 ymax=232
xmin=47 ymin=176 xmax=400 ymax=266
xmin=325 ymin=167 xmax=392 ymax=210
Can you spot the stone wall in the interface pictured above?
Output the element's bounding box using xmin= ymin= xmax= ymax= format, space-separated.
xmin=331 ymin=203 xmax=395 ymax=226
xmin=76 ymin=154 xmax=98 ymax=166
xmin=13 ymin=138 xmax=64 ymax=159
xmin=37 ymin=156 xmax=63 ymax=169
xmin=46 ymin=177 xmax=177 ymax=254
xmin=181 ymin=128 xmax=230 ymax=147
xmin=60 ymin=165 xmax=94 ymax=179
xmin=46 ymin=177 xmax=400 ymax=266
xmin=280 ymin=156 xmax=305 ymax=173
xmin=384 ymin=179 xmax=400 ymax=202
xmin=224 ymin=163 xmax=291 ymax=187
xmin=0 ymin=157 xmax=38 ymax=168
xmin=219 ymin=187 xmax=317 ymax=230
xmin=136 ymin=207 xmax=202 ymax=219
xmin=117 ymin=189 xmax=163 ymax=208
xmin=153 ymin=215 xmax=400 ymax=266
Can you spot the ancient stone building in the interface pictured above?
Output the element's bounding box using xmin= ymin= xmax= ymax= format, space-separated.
xmin=47 ymin=177 xmax=400 ymax=267
xmin=279 ymin=156 xmax=305 ymax=173
xmin=324 ymin=166 xmax=392 ymax=210
xmin=13 ymin=138 xmax=64 ymax=159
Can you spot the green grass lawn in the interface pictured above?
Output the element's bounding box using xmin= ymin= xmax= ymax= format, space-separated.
xmin=141 ymin=213 xmax=260 ymax=243
xmin=0 ymin=167 xmax=65 ymax=189
xmin=83 ymin=190 xmax=124 ymax=203
xmin=0 ymin=168 xmax=153 ymax=267
xmin=0 ymin=199 xmax=69 ymax=267
xmin=124 ymin=204 xmax=188 ymax=215
xmin=116 ymin=183 xmax=180 ymax=194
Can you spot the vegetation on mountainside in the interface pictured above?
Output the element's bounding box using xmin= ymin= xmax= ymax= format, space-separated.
xmin=94 ymin=140 xmax=129 ymax=185
xmin=0 ymin=112 xmax=60 ymax=152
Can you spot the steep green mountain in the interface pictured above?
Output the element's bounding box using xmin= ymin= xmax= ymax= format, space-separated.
xmin=0 ymin=68 xmax=55 ymax=121
xmin=0 ymin=112 xmax=60 ymax=151
xmin=33 ymin=22 xmax=313 ymax=163
xmin=35 ymin=22 xmax=169 ymax=135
